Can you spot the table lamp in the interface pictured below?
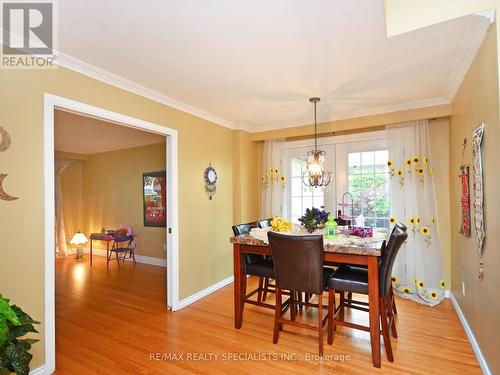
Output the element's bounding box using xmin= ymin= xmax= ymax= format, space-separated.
xmin=70 ymin=231 xmax=88 ymax=260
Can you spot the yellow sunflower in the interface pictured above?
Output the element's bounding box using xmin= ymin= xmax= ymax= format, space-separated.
xmin=397 ymin=169 xmax=403 ymax=177
xmin=429 ymin=290 xmax=438 ymax=299
xmin=420 ymin=226 xmax=430 ymax=236
xmin=274 ymin=168 xmax=279 ymax=175
xmin=417 ymin=280 xmax=424 ymax=288
xmin=388 ymin=160 xmax=394 ymax=167
xmin=416 ymin=217 xmax=420 ymax=224
xmin=417 ymin=168 xmax=424 ymax=176
xmin=412 ymin=278 xmax=418 ymax=286
xmin=412 ymin=157 xmax=419 ymax=164
xmin=409 ymin=217 xmax=415 ymax=225
xmin=390 ymin=216 xmax=396 ymax=224
xmin=269 ymin=167 xmax=275 ymax=174
xmin=391 ymin=276 xmax=398 ymax=284
xmin=423 ymin=157 xmax=429 ymax=164
xmin=280 ymin=176 xmax=285 ymax=182
xmin=440 ymin=280 xmax=445 ymax=289
xmin=261 ymin=176 xmax=266 ymax=182
xmin=432 ymin=218 xmax=436 ymax=224
xmin=405 ymin=158 xmax=411 ymax=166
xmin=403 ymin=287 xmax=412 ymax=294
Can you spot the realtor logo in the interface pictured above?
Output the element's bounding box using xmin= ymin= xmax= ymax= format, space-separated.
xmin=2 ymin=1 xmax=56 ymax=68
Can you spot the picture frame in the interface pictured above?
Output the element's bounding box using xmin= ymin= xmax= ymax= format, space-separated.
xmin=143 ymin=171 xmax=167 ymax=227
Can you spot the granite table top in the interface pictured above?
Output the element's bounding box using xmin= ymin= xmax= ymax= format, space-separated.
xmin=231 ymin=233 xmax=383 ymax=257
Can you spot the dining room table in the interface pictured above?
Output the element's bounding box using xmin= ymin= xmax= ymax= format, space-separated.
xmin=230 ymin=228 xmax=385 ymax=368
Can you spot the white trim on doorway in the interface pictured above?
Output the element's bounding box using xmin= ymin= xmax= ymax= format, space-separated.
xmin=43 ymin=93 xmax=180 ymax=374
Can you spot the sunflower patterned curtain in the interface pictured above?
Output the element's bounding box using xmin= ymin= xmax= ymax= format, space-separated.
xmin=261 ymin=139 xmax=286 ymax=218
xmin=386 ymin=120 xmax=445 ymax=306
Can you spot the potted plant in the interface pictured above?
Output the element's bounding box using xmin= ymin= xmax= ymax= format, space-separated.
xmin=298 ymin=206 xmax=330 ymax=233
xmin=0 ymin=294 xmax=39 ymax=375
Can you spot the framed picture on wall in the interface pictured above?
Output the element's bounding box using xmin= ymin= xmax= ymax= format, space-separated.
xmin=143 ymin=171 xmax=167 ymax=227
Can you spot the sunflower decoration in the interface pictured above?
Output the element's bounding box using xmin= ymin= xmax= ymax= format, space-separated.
xmin=391 ymin=276 xmax=398 ymax=284
xmin=423 ymin=157 xmax=429 ymax=164
xmin=261 ymin=175 xmax=269 ymax=188
xmin=405 ymin=158 xmax=412 ymax=170
xmin=429 ymin=290 xmax=438 ymax=300
xmin=390 ymin=216 xmax=396 ymax=225
xmin=396 ymin=169 xmax=405 ymax=186
xmin=279 ymin=175 xmax=286 ymax=189
xmin=415 ymin=217 xmax=420 ymax=224
xmin=440 ymin=280 xmax=446 ymax=289
xmin=388 ymin=160 xmax=395 ymax=177
xmin=409 ymin=217 xmax=419 ymax=235
xmin=402 ymin=287 xmax=412 ymax=294
xmin=420 ymin=226 xmax=432 ymax=246
xmin=412 ymin=156 xmax=419 ymax=164
xmin=417 ymin=280 xmax=425 ymax=289
xmin=412 ymin=278 xmax=418 ymax=286
xmin=416 ymin=167 xmax=425 ymax=183
xmin=432 ymin=218 xmax=436 ymax=225
xmin=263 ymin=166 xmax=281 ymax=189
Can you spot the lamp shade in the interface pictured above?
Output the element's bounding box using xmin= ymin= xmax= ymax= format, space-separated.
xmin=70 ymin=232 xmax=88 ymax=245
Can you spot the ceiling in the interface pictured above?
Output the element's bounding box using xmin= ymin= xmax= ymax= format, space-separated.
xmin=55 ymin=110 xmax=165 ymax=154
xmin=54 ymin=1 xmax=491 ymax=132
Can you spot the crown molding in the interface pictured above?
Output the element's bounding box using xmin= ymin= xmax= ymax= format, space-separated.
xmin=442 ymin=10 xmax=493 ymax=100
xmin=249 ymin=97 xmax=450 ymax=133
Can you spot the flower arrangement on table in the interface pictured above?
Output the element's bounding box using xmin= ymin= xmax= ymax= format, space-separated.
xmin=298 ymin=206 xmax=330 ymax=233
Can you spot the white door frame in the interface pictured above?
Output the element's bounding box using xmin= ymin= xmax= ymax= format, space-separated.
xmin=43 ymin=93 xmax=179 ymax=374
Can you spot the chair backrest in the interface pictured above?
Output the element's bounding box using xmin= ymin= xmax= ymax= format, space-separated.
xmin=268 ymin=232 xmax=324 ymax=294
xmin=392 ymin=222 xmax=407 ymax=234
xmin=257 ymin=218 xmax=272 ymax=228
xmin=232 ymin=222 xmax=256 ymax=236
xmin=379 ymin=227 xmax=408 ymax=297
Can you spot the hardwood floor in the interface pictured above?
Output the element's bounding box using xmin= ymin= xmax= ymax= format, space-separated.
xmin=55 ymin=256 xmax=480 ymax=374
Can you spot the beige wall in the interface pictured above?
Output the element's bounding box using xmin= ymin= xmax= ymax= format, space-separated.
xmin=232 ymin=130 xmax=261 ymax=223
xmin=450 ymin=23 xmax=500 ymax=374
xmin=428 ymin=118 xmax=452 ymax=288
xmin=0 ymin=66 xmax=250 ymax=368
xmin=60 ymin=142 xmax=167 ymax=259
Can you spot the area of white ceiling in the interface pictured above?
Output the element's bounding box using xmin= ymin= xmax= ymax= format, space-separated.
xmin=54 ymin=1 xmax=491 ymax=132
xmin=55 ymin=110 xmax=165 ymax=154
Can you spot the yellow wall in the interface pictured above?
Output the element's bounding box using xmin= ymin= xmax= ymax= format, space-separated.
xmin=60 ymin=142 xmax=167 ymax=259
xmin=0 ymin=66 xmax=248 ymax=369
xmin=450 ymin=23 xmax=500 ymax=374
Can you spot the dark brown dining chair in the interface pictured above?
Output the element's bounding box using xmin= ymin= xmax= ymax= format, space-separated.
xmin=345 ymin=222 xmax=407 ymax=317
xmin=268 ymin=232 xmax=335 ymax=356
xmin=232 ymin=223 xmax=275 ymax=309
xmin=256 ymin=218 xmax=272 ymax=228
xmin=327 ymin=227 xmax=408 ymax=363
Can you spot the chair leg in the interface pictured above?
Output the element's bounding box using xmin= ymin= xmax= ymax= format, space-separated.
xmin=339 ymin=291 xmax=345 ymax=321
xmin=115 ymin=251 xmax=120 ymax=268
xmin=327 ymin=288 xmax=335 ymax=345
xmin=390 ymin=285 xmax=398 ymax=315
xmin=241 ymin=274 xmax=247 ymax=317
xmin=273 ymin=288 xmax=282 ymax=344
xmin=262 ymin=278 xmax=269 ymax=301
xmin=388 ymin=293 xmax=398 ymax=338
xmin=380 ymin=297 xmax=394 ymax=362
xmin=318 ymin=292 xmax=324 ymax=356
xmin=257 ymin=277 xmax=264 ymax=303
xmin=347 ymin=291 xmax=353 ymax=303
xmin=290 ymin=291 xmax=296 ymax=321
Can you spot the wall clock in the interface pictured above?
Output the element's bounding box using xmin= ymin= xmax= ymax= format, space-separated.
xmin=204 ymin=163 xmax=217 ymax=200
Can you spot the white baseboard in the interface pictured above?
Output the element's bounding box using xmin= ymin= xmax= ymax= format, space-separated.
xmin=30 ymin=365 xmax=48 ymax=375
xmin=450 ymin=292 xmax=491 ymax=375
xmin=174 ymin=275 xmax=234 ymax=311
xmin=82 ymin=248 xmax=167 ymax=267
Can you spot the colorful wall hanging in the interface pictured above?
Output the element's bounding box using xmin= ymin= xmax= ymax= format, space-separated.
xmin=0 ymin=126 xmax=18 ymax=201
xmin=143 ymin=171 xmax=167 ymax=227
xmin=472 ymin=123 xmax=485 ymax=279
xmin=204 ymin=163 xmax=217 ymax=200
xmin=459 ymin=165 xmax=471 ymax=236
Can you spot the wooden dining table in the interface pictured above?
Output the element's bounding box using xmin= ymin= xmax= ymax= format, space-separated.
xmin=231 ymin=232 xmax=384 ymax=368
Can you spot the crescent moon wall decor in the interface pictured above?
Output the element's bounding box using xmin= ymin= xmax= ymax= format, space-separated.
xmin=0 ymin=127 xmax=12 ymax=153
xmin=0 ymin=173 xmax=18 ymax=201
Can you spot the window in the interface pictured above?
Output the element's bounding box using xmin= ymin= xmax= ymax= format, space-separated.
xmin=347 ymin=150 xmax=390 ymax=228
xmin=289 ymin=157 xmax=324 ymax=223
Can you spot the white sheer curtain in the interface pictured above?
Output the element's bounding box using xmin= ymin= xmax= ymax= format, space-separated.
xmin=387 ymin=121 xmax=445 ymax=306
xmin=261 ymin=139 xmax=285 ymax=218
xmin=55 ymin=158 xmax=74 ymax=257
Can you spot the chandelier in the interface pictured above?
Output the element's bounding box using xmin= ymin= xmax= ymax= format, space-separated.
xmin=302 ymin=97 xmax=332 ymax=189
